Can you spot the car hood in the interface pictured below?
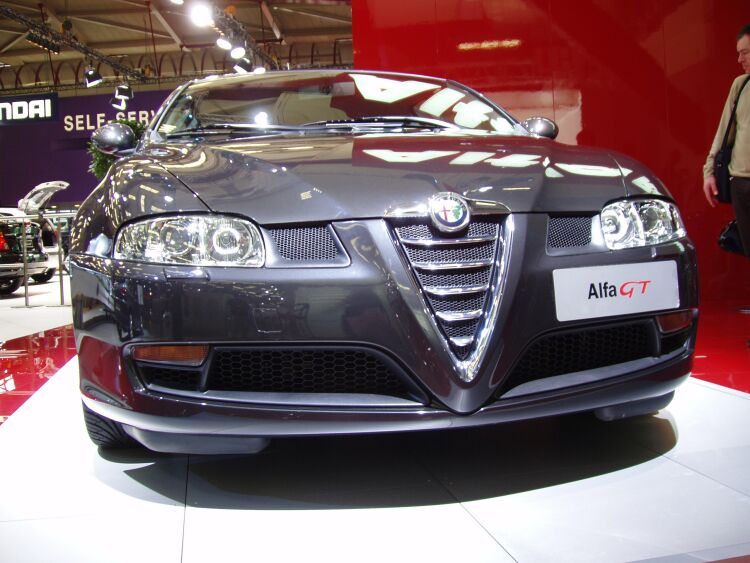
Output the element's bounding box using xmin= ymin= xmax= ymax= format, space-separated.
xmin=142 ymin=131 xmax=667 ymax=224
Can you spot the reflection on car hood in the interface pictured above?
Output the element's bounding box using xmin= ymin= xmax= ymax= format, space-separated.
xmin=145 ymin=131 xmax=664 ymax=224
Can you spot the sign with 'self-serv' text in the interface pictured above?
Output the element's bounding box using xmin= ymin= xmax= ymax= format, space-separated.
xmin=0 ymin=93 xmax=58 ymax=126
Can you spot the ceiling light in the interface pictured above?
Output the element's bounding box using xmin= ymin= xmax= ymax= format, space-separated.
xmin=230 ymin=44 xmax=246 ymax=59
xmin=216 ymin=34 xmax=231 ymax=50
xmin=115 ymin=83 xmax=133 ymax=100
xmin=84 ymin=65 xmax=103 ymax=88
xmin=233 ymin=58 xmax=253 ymax=73
xmin=189 ymin=3 xmax=214 ymax=27
xmin=169 ymin=0 xmax=184 ymax=4
xmin=253 ymin=66 xmax=266 ymax=75
xmin=26 ymin=31 xmax=60 ymax=54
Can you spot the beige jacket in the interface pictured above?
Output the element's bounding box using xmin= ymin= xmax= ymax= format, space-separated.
xmin=703 ymin=74 xmax=750 ymax=179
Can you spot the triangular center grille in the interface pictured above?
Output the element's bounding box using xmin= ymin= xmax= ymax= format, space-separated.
xmin=392 ymin=219 xmax=502 ymax=359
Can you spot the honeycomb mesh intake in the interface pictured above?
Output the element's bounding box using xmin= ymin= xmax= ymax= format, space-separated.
xmin=139 ymin=365 xmax=202 ymax=391
xmin=547 ymin=216 xmax=593 ymax=248
xmin=206 ymin=348 xmax=413 ymax=397
xmin=500 ymin=322 xmax=655 ymax=395
xmin=267 ymin=226 xmax=339 ymax=261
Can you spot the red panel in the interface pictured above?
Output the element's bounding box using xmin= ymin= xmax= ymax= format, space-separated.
xmin=352 ymin=0 xmax=750 ymax=301
xmin=0 ymin=325 xmax=77 ymax=422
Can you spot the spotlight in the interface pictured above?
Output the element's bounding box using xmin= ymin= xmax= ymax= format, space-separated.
xmin=189 ymin=3 xmax=214 ymax=27
xmin=84 ymin=65 xmax=103 ymax=88
xmin=232 ymin=58 xmax=253 ymax=74
xmin=26 ymin=32 xmax=60 ymax=54
xmin=216 ymin=34 xmax=231 ymax=50
xmin=230 ymin=44 xmax=246 ymax=60
xmin=110 ymin=97 xmax=127 ymax=110
xmin=169 ymin=0 xmax=184 ymax=4
xmin=115 ymin=83 xmax=133 ymax=101
xmin=253 ymin=66 xmax=266 ymax=75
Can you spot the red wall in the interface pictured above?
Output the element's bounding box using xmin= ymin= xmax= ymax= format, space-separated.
xmin=352 ymin=0 xmax=750 ymax=302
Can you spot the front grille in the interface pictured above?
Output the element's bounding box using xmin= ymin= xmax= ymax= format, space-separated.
xmin=660 ymin=329 xmax=691 ymax=355
xmin=547 ymin=216 xmax=593 ymax=248
xmin=500 ymin=321 xmax=656 ymax=395
xmin=267 ymin=226 xmax=339 ymax=261
xmin=207 ymin=348 xmax=413 ymax=396
xmin=139 ymin=365 xmax=202 ymax=390
xmin=392 ymin=218 xmax=503 ymax=359
xmin=136 ymin=348 xmax=417 ymax=399
xmin=404 ymin=241 xmax=495 ymax=264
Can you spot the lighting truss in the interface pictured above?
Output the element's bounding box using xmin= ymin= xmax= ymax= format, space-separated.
xmin=0 ymin=5 xmax=145 ymax=81
xmin=210 ymin=6 xmax=279 ymax=70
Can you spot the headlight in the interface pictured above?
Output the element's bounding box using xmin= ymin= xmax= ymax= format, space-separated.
xmin=600 ymin=199 xmax=686 ymax=250
xmin=114 ymin=215 xmax=264 ymax=267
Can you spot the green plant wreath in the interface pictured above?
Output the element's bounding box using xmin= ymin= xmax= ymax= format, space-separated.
xmin=87 ymin=119 xmax=146 ymax=180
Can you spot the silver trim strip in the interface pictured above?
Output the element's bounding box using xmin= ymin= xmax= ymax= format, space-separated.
xmin=146 ymin=385 xmax=425 ymax=408
xmin=436 ymin=309 xmax=483 ymax=322
xmin=413 ymin=260 xmax=493 ymax=271
xmin=424 ymin=285 xmax=488 ymax=296
xmin=449 ymin=336 xmax=474 ymax=347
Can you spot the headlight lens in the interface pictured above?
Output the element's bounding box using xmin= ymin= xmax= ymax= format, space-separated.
xmin=600 ymin=199 xmax=686 ymax=250
xmin=114 ymin=215 xmax=264 ymax=266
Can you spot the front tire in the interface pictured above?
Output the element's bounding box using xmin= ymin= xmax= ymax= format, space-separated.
xmin=31 ymin=269 xmax=55 ymax=283
xmin=0 ymin=278 xmax=21 ymax=295
xmin=82 ymin=402 xmax=137 ymax=449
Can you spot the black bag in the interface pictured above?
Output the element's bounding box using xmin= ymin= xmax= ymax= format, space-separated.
xmin=714 ymin=146 xmax=733 ymax=203
xmin=714 ymin=76 xmax=750 ymax=204
xmin=718 ymin=220 xmax=745 ymax=255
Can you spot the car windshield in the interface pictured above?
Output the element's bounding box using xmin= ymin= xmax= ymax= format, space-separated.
xmin=154 ymin=71 xmax=519 ymax=138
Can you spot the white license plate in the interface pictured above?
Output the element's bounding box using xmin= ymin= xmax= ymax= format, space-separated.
xmin=553 ymin=261 xmax=679 ymax=322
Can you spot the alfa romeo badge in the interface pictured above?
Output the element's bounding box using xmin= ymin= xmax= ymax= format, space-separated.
xmin=429 ymin=192 xmax=470 ymax=233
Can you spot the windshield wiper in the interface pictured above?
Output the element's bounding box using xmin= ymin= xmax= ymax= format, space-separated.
xmin=166 ymin=123 xmax=315 ymax=138
xmin=302 ymin=116 xmax=457 ymax=130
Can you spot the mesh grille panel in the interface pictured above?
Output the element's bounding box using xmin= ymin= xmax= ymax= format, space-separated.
xmin=500 ymin=322 xmax=655 ymax=394
xmin=207 ymin=348 xmax=413 ymax=396
xmin=442 ymin=319 xmax=481 ymax=338
xmin=660 ymin=330 xmax=690 ymax=355
xmin=268 ymin=226 xmax=339 ymax=261
xmin=429 ymin=293 xmax=485 ymax=312
xmin=397 ymin=221 xmax=497 ymax=240
xmin=404 ymin=241 xmax=495 ymax=264
xmin=139 ymin=365 xmax=202 ymax=390
xmin=419 ymin=269 xmax=491 ymax=288
xmin=547 ymin=216 xmax=593 ymax=248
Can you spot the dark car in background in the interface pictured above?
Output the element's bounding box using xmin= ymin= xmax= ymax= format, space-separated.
xmin=71 ymin=70 xmax=698 ymax=454
xmin=0 ymin=218 xmax=49 ymax=295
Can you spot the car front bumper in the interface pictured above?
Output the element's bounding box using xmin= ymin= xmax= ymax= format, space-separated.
xmin=72 ymin=216 xmax=699 ymax=453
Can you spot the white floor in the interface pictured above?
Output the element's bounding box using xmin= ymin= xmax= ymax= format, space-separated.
xmin=1 ymin=356 xmax=749 ymax=563
xmin=2 ymin=278 xmax=750 ymax=562
xmin=0 ymin=274 xmax=72 ymax=341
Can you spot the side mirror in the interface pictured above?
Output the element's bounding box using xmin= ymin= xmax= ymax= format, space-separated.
xmin=91 ymin=123 xmax=136 ymax=155
xmin=521 ymin=117 xmax=559 ymax=140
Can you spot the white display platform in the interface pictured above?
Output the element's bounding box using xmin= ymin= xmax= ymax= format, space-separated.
xmin=1 ymin=359 xmax=749 ymax=563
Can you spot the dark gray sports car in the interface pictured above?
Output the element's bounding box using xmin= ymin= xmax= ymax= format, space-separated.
xmin=71 ymin=70 xmax=698 ymax=454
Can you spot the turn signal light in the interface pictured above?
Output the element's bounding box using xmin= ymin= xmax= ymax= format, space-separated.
xmin=656 ymin=309 xmax=695 ymax=334
xmin=132 ymin=345 xmax=209 ymax=366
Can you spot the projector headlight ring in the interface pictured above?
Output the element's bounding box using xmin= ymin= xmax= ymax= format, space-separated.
xmin=600 ymin=199 xmax=686 ymax=250
xmin=114 ymin=214 xmax=264 ymax=267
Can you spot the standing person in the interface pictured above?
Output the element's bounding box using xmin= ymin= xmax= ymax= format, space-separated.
xmin=702 ymin=24 xmax=750 ymax=258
